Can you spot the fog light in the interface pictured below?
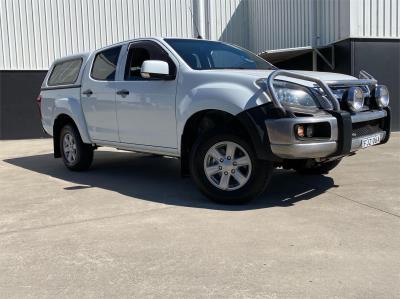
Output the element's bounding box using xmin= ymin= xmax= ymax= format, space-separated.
xmin=296 ymin=125 xmax=305 ymax=138
xmin=375 ymin=85 xmax=389 ymax=107
xmin=306 ymin=125 xmax=314 ymax=137
xmin=347 ymin=87 xmax=364 ymax=112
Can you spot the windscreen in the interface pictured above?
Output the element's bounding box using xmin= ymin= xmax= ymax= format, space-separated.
xmin=165 ymin=39 xmax=275 ymax=71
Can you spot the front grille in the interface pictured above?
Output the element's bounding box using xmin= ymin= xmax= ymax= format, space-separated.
xmin=352 ymin=119 xmax=383 ymax=138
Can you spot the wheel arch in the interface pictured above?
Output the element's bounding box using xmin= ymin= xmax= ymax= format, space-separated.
xmin=180 ymin=109 xmax=254 ymax=176
xmin=180 ymin=105 xmax=282 ymax=176
xmin=53 ymin=113 xmax=87 ymax=158
xmin=52 ymin=97 xmax=92 ymax=144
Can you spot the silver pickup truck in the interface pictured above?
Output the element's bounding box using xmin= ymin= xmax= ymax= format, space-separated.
xmin=39 ymin=38 xmax=391 ymax=204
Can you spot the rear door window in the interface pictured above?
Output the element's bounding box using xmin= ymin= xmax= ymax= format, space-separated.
xmin=48 ymin=58 xmax=82 ymax=86
xmin=91 ymin=46 xmax=122 ymax=81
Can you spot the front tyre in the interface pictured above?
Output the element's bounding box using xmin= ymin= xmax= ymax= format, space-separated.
xmin=60 ymin=124 xmax=94 ymax=171
xmin=190 ymin=133 xmax=273 ymax=204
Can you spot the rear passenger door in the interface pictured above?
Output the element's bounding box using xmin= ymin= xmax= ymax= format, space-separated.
xmin=114 ymin=41 xmax=178 ymax=148
xmin=81 ymin=46 xmax=121 ymax=142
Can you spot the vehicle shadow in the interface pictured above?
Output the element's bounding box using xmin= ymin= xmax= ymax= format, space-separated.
xmin=4 ymin=151 xmax=337 ymax=211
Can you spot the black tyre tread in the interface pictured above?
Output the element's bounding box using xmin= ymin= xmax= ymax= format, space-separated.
xmin=190 ymin=131 xmax=273 ymax=204
xmin=59 ymin=124 xmax=93 ymax=171
xmin=295 ymin=159 xmax=341 ymax=175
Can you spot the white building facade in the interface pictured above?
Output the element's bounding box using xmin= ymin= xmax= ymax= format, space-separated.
xmin=1 ymin=0 xmax=399 ymax=70
xmin=0 ymin=0 xmax=399 ymax=138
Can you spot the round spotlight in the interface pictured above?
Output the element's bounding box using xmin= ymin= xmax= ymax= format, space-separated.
xmin=375 ymin=85 xmax=390 ymax=108
xmin=347 ymin=87 xmax=364 ymax=112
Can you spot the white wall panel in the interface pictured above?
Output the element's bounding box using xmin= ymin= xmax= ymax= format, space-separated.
xmin=1 ymin=0 xmax=399 ymax=70
xmin=208 ymin=0 xmax=249 ymax=48
xmin=0 ymin=0 xmax=194 ymax=70
xmin=248 ymin=0 xmax=314 ymax=53
xmin=317 ymin=0 xmax=350 ymax=46
xmin=350 ymin=0 xmax=400 ymax=38
xmin=248 ymin=0 xmax=352 ymax=52
xmin=248 ymin=0 xmax=399 ymax=53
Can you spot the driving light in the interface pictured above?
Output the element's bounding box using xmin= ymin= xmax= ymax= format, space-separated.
xmin=347 ymin=87 xmax=364 ymax=112
xmin=375 ymin=85 xmax=389 ymax=107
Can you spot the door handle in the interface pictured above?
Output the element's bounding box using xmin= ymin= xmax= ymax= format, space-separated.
xmin=116 ymin=89 xmax=129 ymax=97
xmin=82 ymin=89 xmax=93 ymax=96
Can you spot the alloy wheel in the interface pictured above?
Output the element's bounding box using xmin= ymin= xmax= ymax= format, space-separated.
xmin=63 ymin=133 xmax=77 ymax=164
xmin=203 ymin=141 xmax=252 ymax=191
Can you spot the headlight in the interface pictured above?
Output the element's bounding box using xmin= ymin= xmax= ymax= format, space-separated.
xmin=375 ymin=85 xmax=389 ymax=107
xmin=347 ymin=87 xmax=364 ymax=112
xmin=273 ymin=81 xmax=318 ymax=108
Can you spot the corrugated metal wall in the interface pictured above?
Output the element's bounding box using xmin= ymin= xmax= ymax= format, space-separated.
xmin=247 ymin=0 xmax=351 ymax=52
xmin=1 ymin=0 xmax=399 ymax=70
xmin=350 ymin=0 xmax=400 ymax=38
xmin=208 ymin=0 xmax=249 ymax=48
xmin=247 ymin=0 xmax=399 ymax=53
xmin=0 ymin=0 xmax=194 ymax=70
xmin=248 ymin=0 xmax=314 ymax=53
xmin=316 ymin=0 xmax=350 ymax=46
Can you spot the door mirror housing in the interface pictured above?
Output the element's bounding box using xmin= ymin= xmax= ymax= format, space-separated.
xmin=141 ymin=60 xmax=171 ymax=79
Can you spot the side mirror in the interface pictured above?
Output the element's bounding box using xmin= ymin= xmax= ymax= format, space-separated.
xmin=141 ymin=60 xmax=170 ymax=79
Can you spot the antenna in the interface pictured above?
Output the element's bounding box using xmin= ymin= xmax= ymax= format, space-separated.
xmin=189 ymin=5 xmax=203 ymax=39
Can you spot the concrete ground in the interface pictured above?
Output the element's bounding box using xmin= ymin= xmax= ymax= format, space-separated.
xmin=0 ymin=134 xmax=399 ymax=299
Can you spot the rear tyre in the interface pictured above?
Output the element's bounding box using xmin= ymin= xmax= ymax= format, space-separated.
xmin=190 ymin=132 xmax=273 ymax=204
xmin=294 ymin=159 xmax=341 ymax=175
xmin=59 ymin=124 xmax=93 ymax=171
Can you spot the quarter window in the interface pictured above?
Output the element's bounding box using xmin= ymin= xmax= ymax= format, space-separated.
xmin=91 ymin=46 xmax=122 ymax=81
xmin=48 ymin=58 xmax=82 ymax=86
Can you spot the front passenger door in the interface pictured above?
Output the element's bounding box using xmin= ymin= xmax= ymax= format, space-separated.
xmin=114 ymin=41 xmax=178 ymax=149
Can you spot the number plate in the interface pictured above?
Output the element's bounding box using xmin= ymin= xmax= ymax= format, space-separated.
xmin=361 ymin=134 xmax=381 ymax=148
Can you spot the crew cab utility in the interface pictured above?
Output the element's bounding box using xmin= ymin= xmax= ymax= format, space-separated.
xmin=39 ymin=38 xmax=391 ymax=204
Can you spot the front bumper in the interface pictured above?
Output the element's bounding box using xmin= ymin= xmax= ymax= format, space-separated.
xmin=266 ymin=109 xmax=390 ymax=159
